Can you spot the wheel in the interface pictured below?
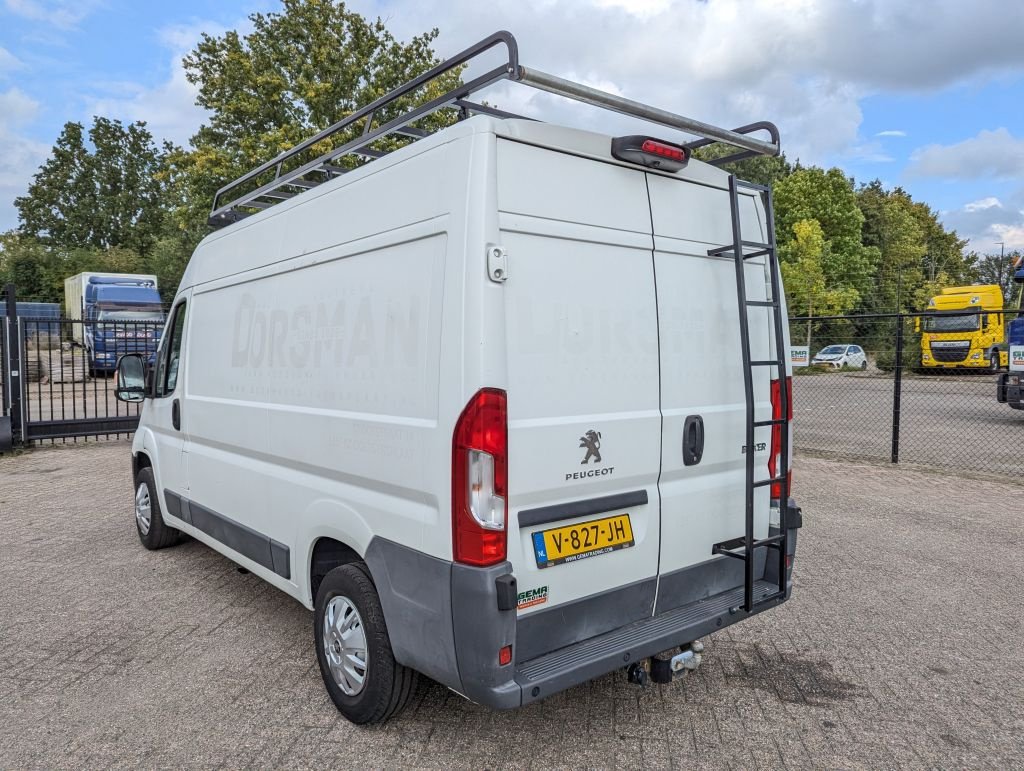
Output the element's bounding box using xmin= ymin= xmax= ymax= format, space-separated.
xmin=990 ymin=352 xmax=1000 ymax=371
xmin=313 ymin=563 xmax=419 ymax=724
xmin=134 ymin=467 xmax=182 ymax=550
xmin=860 ymin=359 xmax=867 ymax=370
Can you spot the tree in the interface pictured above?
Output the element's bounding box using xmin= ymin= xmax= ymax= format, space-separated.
xmin=15 ymin=117 xmax=165 ymax=254
xmin=691 ymin=143 xmax=793 ymax=187
xmin=974 ymin=250 xmax=1023 ymax=306
xmin=773 ymin=167 xmax=877 ymax=302
xmin=779 ymin=218 xmax=859 ymax=349
xmin=166 ymin=0 xmax=463 ymax=230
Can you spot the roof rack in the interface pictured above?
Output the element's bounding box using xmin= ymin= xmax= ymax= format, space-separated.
xmin=208 ymin=30 xmax=781 ymax=228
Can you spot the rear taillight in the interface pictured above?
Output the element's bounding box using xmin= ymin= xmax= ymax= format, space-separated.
xmin=452 ymin=388 xmax=508 ymax=566
xmin=768 ymin=376 xmax=793 ymax=500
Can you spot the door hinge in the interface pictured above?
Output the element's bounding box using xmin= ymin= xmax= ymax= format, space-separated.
xmin=487 ymin=244 xmax=509 ymax=283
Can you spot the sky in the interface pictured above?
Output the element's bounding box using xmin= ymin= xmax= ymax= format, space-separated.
xmin=2 ymin=0 xmax=1024 ymax=255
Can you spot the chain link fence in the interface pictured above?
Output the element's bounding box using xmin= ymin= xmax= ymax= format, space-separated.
xmin=790 ymin=311 xmax=1022 ymax=476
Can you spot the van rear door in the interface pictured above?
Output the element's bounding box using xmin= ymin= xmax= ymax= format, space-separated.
xmin=497 ymin=139 xmax=663 ymax=661
xmin=646 ymin=174 xmax=774 ymax=613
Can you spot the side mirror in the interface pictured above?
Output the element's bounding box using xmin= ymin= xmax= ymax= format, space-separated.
xmin=115 ymin=354 xmax=147 ymax=403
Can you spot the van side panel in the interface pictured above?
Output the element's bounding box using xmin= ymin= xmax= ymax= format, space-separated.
xmin=180 ymin=148 xmax=451 ymax=611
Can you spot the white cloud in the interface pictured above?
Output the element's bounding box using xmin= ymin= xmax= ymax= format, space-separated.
xmin=964 ymin=197 xmax=1001 ymax=212
xmin=0 ymin=46 xmax=22 ymax=74
xmin=0 ymin=88 xmax=48 ymax=231
xmin=84 ymin=21 xmax=224 ymax=148
xmin=3 ymin=0 xmax=105 ymax=29
xmin=876 ymin=130 xmax=907 ymax=138
xmin=906 ymin=128 xmax=1024 ymax=179
xmin=942 ymin=194 xmax=1024 ymax=253
xmin=352 ymin=0 xmax=1024 ymax=165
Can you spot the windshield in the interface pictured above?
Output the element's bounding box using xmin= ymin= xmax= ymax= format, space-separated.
xmin=818 ymin=346 xmax=847 ymax=356
xmin=923 ymin=313 xmax=979 ymax=333
xmin=97 ymin=310 xmax=164 ymax=322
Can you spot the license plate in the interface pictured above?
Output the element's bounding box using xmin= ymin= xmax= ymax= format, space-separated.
xmin=532 ymin=513 xmax=634 ymax=569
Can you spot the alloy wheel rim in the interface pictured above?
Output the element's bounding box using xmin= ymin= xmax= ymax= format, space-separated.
xmin=322 ymin=595 xmax=368 ymax=696
xmin=135 ymin=483 xmax=151 ymax=535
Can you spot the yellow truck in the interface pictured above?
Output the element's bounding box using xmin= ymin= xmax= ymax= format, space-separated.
xmin=920 ymin=285 xmax=1007 ymax=370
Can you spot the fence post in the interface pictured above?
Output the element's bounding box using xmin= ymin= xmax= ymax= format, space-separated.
xmin=4 ymin=284 xmax=22 ymax=444
xmin=890 ymin=313 xmax=904 ymax=463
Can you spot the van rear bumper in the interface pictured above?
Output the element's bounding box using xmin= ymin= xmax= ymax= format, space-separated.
xmin=511 ymin=578 xmax=785 ymax=707
xmin=369 ymin=515 xmax=799 ymax=711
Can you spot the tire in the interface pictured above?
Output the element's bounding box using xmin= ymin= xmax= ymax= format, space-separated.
xmin=990 ymin=352 xmax=1001 ymax=372
xmin=860 ymin=359 xmax=868 ymax=370
xmin=134 ymin=467 xmax=181 ymax=550
xmin=313 ymin=563 xmax=419 ymax=724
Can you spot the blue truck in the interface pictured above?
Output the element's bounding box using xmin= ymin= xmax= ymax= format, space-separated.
xmin=64 ymin=273 xmax=165 ymax=373
xmin=996 ymin=265 xmax=1024 ymax=410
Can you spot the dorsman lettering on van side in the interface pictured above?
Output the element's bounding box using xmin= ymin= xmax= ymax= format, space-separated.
xmin=230 ymin=292 xmax=421 ymax=369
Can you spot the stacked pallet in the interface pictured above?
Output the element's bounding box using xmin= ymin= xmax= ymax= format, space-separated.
xmin=23 ymin=339 xmax=91 ymax=384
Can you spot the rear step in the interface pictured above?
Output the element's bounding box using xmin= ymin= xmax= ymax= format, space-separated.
xmin=708 ymin=176 xmax=792 ymax=613
xmin=515 ymin=579 xmax=780 ymax=704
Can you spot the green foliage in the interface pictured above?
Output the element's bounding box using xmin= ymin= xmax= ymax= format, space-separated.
xmin=691 ymin=143 xmax=793 ymax=187
xmin=165 ymin=0 xmax=463 ymax=229
xmin=15 ymin=117 xmax=165 ymax=254
xmin=972 ymin=250 xmax=1023 ymax=306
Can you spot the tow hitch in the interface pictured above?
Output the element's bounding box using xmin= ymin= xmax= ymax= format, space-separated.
xmin=626 ymin=640 xmax=704 ymax=686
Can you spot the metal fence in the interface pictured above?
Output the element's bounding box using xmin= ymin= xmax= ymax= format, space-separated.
xmin=790 ymin=311 xmax=1022 ymax=476
xmin=2 ymin=286 xmax=163 ymax=445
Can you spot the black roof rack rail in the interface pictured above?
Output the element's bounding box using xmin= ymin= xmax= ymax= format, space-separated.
xmin=208 ymin=30 xmax=781 ymax=228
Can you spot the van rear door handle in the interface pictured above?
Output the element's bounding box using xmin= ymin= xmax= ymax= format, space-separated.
xmin=682 ymin=415 xmax=704 ymax=466
xmin=172 ymin=399 xmax=181 ymax=431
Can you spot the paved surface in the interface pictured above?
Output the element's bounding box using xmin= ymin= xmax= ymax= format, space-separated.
xmin=1 ymin=442 xmax=1022 ymax=769
xmin=794 ymin=371 xmax=1022 ymax=475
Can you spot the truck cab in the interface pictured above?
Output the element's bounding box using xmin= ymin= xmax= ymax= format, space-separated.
xmin=920 ymin=285 xmax=1006 ymax=370
xmin=67 ymin=275 xmax=165 ymax=372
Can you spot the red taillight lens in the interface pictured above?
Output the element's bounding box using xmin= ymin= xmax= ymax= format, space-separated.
xmin=452 ymin=388 xmax=508 ymax=566
xmin=640 ymin=139 xmax=687 ymax=162
xmin=769 ymin=376 xmax=793 ymax=500
xmin=498 ymin=645 xmax=513 ymax=666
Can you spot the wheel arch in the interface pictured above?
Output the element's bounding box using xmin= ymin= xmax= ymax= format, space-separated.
xmin=309 ymin=536 xmax=364 ymax=603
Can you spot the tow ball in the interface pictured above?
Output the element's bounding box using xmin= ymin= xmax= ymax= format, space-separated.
xmin=626 ymin=640 xmax=705 ymax=686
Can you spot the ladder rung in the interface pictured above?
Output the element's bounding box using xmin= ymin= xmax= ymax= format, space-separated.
xmin=753 ymin=476 xmax=787 ymax=488
xmin=286 ymin=178 xmax=322 ymax=189
xmin=751 ymin=590 xmax=786 ymax=607
xmin=715 ymin=548 xmax=746 ymax=561
xmin=741 ymin=240 xmax=772 ymax=250
xmin=713 ymin=533 xmax=785 ymax=560
xmin=745 ymin=300 xmax=777 ymax=307
xmin=742 ymin=249 xmax=771 ymax=260
xmin=753 ymin=418 xmax=786 ymax=427
xmin=750 ymin=360 xmax=780 ymax=366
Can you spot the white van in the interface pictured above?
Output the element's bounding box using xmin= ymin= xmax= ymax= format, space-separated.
xmin=115 ymin=32 xmax=801 ymax=724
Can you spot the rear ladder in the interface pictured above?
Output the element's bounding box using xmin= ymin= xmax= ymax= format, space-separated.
xmin=708 ymin=176 xmax=791 ymax=613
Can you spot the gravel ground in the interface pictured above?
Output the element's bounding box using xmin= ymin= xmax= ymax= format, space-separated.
xmin=1 ymin=441 xmax=1022 ymax=769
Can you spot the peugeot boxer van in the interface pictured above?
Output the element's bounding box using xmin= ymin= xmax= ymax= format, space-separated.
xmin=115 ymin=31 xmax=801 ymax=724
